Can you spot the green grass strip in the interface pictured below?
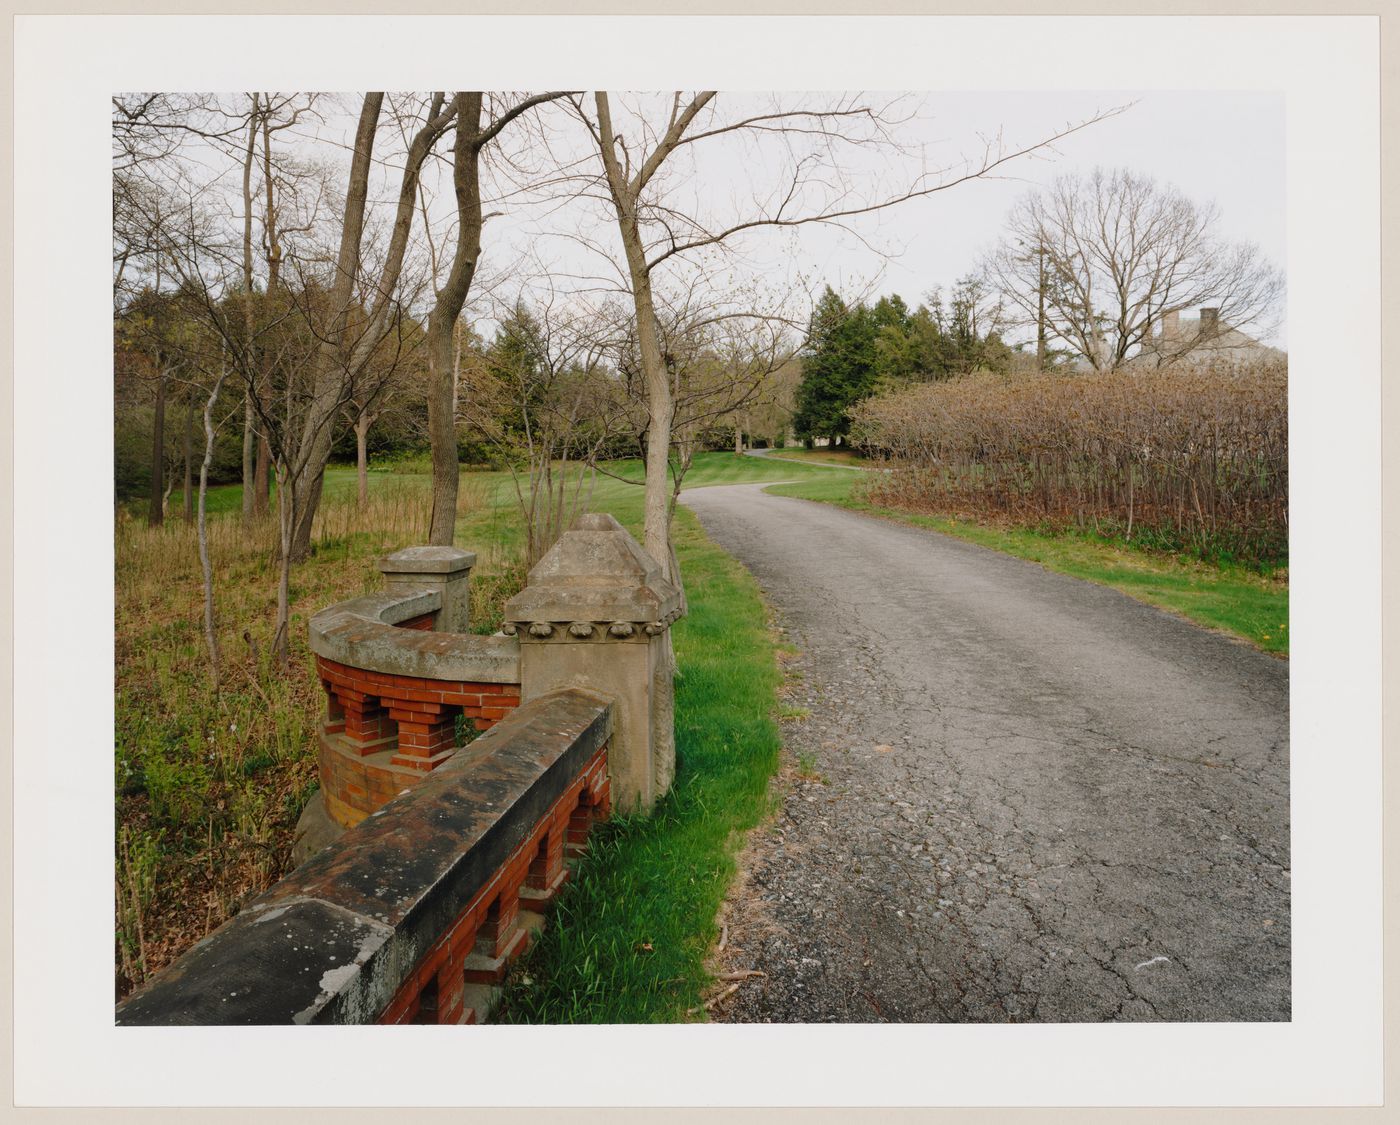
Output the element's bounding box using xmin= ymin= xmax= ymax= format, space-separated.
xmin=494 ymin=504 xmax=782 ymax=1023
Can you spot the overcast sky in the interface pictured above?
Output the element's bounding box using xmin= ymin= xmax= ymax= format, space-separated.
xmin=186 ymin=88 xmax=1287 ymax=349
xmin=828 ymin=90 xmax=1286 ymax=342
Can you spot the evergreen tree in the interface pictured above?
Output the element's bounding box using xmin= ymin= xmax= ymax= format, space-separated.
xmin=793 ymin=287 xmax=881 ymax=446
xmin=794 ymin=280 xmax=1015 ymax=445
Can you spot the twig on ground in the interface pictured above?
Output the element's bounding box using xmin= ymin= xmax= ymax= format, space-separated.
xmin=706 ymin=982 xmax=742 ymax=1008
xmin=688 ymin=981 xmax=744 ymax=1016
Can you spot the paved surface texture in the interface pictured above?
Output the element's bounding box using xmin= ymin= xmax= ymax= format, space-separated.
xmin=682 ymin=484 xmax=1290 ymax=1023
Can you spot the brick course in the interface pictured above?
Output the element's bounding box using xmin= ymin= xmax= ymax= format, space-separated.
xmin=315 ymin=654 xmax=522 ymax=824
xmin=376 ymin=745 xmax=610 ymax=1024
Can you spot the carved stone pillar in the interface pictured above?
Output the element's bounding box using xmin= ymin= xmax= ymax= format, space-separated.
xmin=503 ymin=513 xmax=683 ymax=813
xmin=378 ymin=545 xmax=476 ymax=633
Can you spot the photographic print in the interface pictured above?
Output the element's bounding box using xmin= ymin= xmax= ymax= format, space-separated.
xmin=10 ymin=11 xmax=1384 ymax=1111
xmin=111 ymin=85 xmax=1289 ymax=1028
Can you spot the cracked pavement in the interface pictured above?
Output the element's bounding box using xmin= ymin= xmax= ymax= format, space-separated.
xmin=681 ymin=483 xmax=1290 ymax=1023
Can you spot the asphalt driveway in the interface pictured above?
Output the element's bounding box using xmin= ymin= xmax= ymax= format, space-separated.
xmin=682 ymin=483 xmax=1290 ymax=1022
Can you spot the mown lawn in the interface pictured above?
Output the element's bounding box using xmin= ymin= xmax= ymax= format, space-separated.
xmin=767 ymin=473 xmax=1289 ymax=656
xmin=751 ymin=446 xmax=870 ymax=467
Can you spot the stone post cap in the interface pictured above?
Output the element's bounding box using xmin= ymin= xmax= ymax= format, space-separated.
xmin=503 ymin=512 xmax=682 ymax=634
xmin=378 ymin=546 xmax=477 ymax=576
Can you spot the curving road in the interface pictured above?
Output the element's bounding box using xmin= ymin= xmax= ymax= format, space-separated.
xmin=682 ymin=483 xmax=1290 ymax=1023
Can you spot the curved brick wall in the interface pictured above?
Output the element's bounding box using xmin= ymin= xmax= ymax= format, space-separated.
xmin=308 ymin=587 xmax=524 ymax=827
xmin=316 ymin=655 xmax=523 ymax=826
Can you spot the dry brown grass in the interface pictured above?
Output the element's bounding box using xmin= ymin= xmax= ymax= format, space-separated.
xmin=114 ymin=472 xmax=521 ymax=998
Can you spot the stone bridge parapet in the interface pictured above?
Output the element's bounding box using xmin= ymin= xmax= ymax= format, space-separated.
xmin=117 ymin=512 xmax=683 ymax=1025
xmin=117 ymin=691 xmax=612 ymax=1025
xmin=305 ymin=548 xmax=524 ymax=832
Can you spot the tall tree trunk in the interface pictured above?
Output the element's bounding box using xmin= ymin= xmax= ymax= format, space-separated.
xmin=241 ymin=94 xmax=260 ymax=523
xmin=425 ymin=323 xmax=461 ymax=544
xmin=355 ymin=414 xmax=371 ymax=506
xmin=593 ymin=90 xmax=713 ymax=585
xmin=253 ymin=435 xmax=271 ymax=516
xmin=426 ymin=94 xmax=485 ymax=546
xmin=290 ymin=93 xmax=459 ymax=559
xmin=182 ymin=399 xmax=194 ymax=523
xmin=287 ymin=94 xmax=383 ymax=562
xmin=148 ymin=365 xmax=167 ymax=527
xmin=262 ymin=96 xmax=281 ymax=292
xmin=619 ymin=230 xmax=674 ymax=577
xmin=272 ymin=461 xmax=294 ymax=664
xmin=241 ymin=392 xmax=256 ymax=521
xmin=423 ymin=91 xmax=564 ymax=544
xmin=290 ymin=467 xmax=325 ymax=559
xmin=199 ymin=364 xmax=230 ymax=690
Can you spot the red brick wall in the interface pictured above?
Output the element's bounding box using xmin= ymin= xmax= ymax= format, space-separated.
xmin=315 ymin=655 xmax=522 ymax=825
xmin=376 ymin=745 xmax=611 ymax=1024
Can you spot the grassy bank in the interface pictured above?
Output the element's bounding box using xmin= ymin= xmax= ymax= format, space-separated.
xmin=495 ymin=502 xmax=784 ymax=1022
xmin=768 ymin=473 xmax=1288 ymax=656
xmin=490 ymin=454 xmax=817 ymax=1022
xmin=115 ymin=452 xmax=825 ymax=1007
xmin=114 ymin=471 xmax=524 ymax=996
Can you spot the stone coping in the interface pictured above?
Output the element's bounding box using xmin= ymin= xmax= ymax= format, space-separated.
xmin=503 ymin=512 xmax=683 ymax=629
xmin=379 ymin=545 xmax=477 ymax=575
xmin=116 ymin=690 xmax=613 ymax=1025
xmin=308 ymin=587 xmax=520 ymax=684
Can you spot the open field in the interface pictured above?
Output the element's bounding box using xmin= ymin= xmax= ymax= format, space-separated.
xmin=752 ymin=447 xmax=869 ymax=468
xmin=115 ymin=452 xmax=831 ymax=1010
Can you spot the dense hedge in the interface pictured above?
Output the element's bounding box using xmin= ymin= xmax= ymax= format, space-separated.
xmin=852 ymin=358 xmax=1288 ymax=566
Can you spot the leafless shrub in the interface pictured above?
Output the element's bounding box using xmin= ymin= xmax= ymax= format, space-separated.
xmin=853 ymin=357 xmax=1287 ymax=565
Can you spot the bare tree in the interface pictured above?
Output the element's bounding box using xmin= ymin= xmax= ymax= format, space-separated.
xmin=468 ymin=295 xmax=629 ymax=565
xmin=569 ymin=92 xmax=1124 ymax=583
xmin=980 ymin=167 xmax=1285 ymax=373
xmin=196 ymin=354 xmax=232 ymax=689
xmin=115 ymin=91 xmax=448 ymax=659
xmin=422 ymin=91 xmax=572 ymax=546
xmin=284 ymin=92 xmax=458 ymax=561
xmin=239 ymin=93 xmax=262 ymax=522
xmin=603 ymin=276 xmax=798 ymax=528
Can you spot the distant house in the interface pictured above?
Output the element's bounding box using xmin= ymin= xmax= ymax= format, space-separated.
xmin=1134 ymin=306 xmax=1284 ymax=367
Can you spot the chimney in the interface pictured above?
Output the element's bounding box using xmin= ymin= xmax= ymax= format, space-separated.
xmin=1162 ymin=309 xmax=1180 ymax=338
xmin=1199 ymin=307 xmax=1220 ymax=337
